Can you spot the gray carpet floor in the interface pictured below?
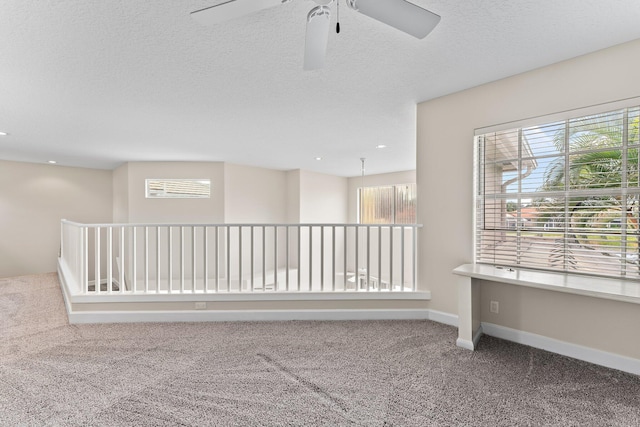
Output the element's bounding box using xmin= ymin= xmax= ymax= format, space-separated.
xmin=1 ymin=273 xmax=640 ymax=426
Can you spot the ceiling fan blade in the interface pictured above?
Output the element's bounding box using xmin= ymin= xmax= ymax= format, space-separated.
xmin=191 ymin=0 xmax=286 ymax=26
xmin=347 ymin=0 xmax=440 ymax=39
xmin=303 ymin=6 xmax=331 ymax=71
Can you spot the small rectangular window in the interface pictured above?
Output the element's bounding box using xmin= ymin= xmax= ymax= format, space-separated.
xmin=145 ymin=179 xmax=211 ymax=199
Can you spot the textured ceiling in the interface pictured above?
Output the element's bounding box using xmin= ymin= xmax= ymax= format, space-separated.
xmin=1 ymin=0 xmax=640 ymax=177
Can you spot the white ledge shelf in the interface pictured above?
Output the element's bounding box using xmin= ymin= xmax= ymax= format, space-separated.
xmin=453 ymin=264 xmax=640 ymax=305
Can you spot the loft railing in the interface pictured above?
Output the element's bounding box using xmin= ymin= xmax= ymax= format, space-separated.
xmin=59 ymin=220 xmax=421 ymax=295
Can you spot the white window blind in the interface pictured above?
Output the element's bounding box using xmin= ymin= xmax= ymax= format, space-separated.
xmin=146 ymin=179 xmax=211 ymax=198
xmin=475 ymin=105 xmax=640 ymax=279
xmin=359 ymin=184 xmax=417 ymax=224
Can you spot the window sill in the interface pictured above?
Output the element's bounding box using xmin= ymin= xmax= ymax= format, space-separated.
xmin=453 ymin=264 xmax=640 ymax=305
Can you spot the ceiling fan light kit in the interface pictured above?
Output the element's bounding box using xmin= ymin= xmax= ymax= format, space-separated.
xmin=192 ymin=0 xmax=441 ymax=70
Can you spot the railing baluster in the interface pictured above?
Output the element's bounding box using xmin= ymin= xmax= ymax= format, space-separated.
xmin=192 ymin=226 xmax=197 ymax=293
xmin=355 ymin=226 xmax=359 ymax=291
xmin=343 ymin=225 xmax=347 ymax=291
xmin=286 ymin=226 xmax=290 ymax=291
xmin=168 ymin=227 xmax=173 ymax=294
xmin=262 ymin=226 xmax=266 ymax=292
xmin=156 ymin=226 xmax=160 ymax=294
xmin=332 ymin=226 xmax=336 ymax=292
xmin=389 ymin=226 xmax=393 ymax=291
xmin=239 ymin=226 xmax=243 ymax=292
xmin=297 ymin=226 xmax=301 ymax=292
xmin=132 ymin=227 xmax=137 ymax=293
xmin=84 ymin=227 xmax=88 ymax=293
xmin=120 ymin=227 xmax=125 ymax=293
xmin=251 ymin=226 xmax=255 ymax=292
xmin=226 ymin=226 xmax=231 ymax=292
xmin=308 ymin=226 xmax=312 ymax=291
xmin=412 ymin=226 xmax=417 ymax=291
xmin=401 ymin=226 xmax=405 ymax=292
xmin=95 ymin=227 xmax=101 ymax=294
xmin=213 ymin=226 xmax=220 ymax=293
xmin=366 ymin=226 xmax=370 ymax=291
xmin=204 ymin=227 xmax=209 ymax=293
xmin=180 ymin=226 xmax=185 ymax=293
xmin=108 ymin=226 xmax=113 ymax=294
xmin=274 ymin=226 xmax=278 ymax=292
xmin=144 ymin=227 xmax=149 ymax=293
xmin=321 ymin=226 xmax=324 ymax=291
xmin=378 ymin=226 xmax=382 ymax=292
xmin=215 ymin=226 xmax=219 ymax=293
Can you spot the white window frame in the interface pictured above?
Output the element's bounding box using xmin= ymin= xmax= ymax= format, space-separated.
xmin=145 ymin=179 xmax=211 ymax=199
xmin=474 ymin=98 xmax=640 ymax=280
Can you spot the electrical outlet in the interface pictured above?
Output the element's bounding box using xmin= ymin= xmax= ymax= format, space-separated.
xmin=195 ymin=302 xmax=207 ymax=310
xmin=490 ymin=300 xmax=499 ymax=314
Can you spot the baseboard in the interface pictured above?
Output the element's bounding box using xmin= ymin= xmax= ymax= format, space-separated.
xmin=67 ymin=308 xmax=431 ymax=324
xmin=481 ymin=322 xmax=640 ymax=376
xmin=56 ymin=261 xmax=74 ymax=317
xmin=455 ymin=325 xmax=483 ymax=350
xmin=426 ymin=309 xmax=458 ymax=327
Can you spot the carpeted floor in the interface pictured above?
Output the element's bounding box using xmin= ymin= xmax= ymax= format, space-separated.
xmin=1 ymin=273 xmax=639 ymax=426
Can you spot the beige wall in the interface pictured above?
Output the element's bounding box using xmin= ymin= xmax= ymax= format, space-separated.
xmin=0 ymin=160 xmax=112 ymax=277
xmin=122 ymin=162 xmax=225 ymax=223
xmin=417 ymin=38 xmax=640 ymax=359
xmin=299 ymin=170 xmax=348 ymax=223
xmin=112 ymin=163 xmax=129 ymax=222
xmin=224 ymin=163 xmax=287 ymax=223
xmin=286 ymin=170 xmax=301 ymax=223
xmin=347 ymin=170 xmax=416 ymax=222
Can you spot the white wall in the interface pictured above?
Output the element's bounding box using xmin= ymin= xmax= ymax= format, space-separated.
xmin=0 ymin=160 xmax=112 ymax=277
xmin=417 ymin=38 xmax=640 ymax=359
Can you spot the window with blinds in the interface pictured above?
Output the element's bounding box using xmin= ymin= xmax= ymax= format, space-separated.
xmin=359 ymin=184 xmax=416 ymax=224
xmin=475 ymin=105 xmax=640 ymax=279
xmin=146 ymin=179 xmax=211 ymax=198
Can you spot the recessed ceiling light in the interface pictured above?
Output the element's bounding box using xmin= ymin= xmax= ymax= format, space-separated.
xmin=48 ymin=160 xmax=57 ymax=164
xmin=315 ymin=157 xmax=322 ymax=161
xmin=0 ymin=131 xmax=8 ymax=136
xmin=376 ymin=144 xmax=387 ymax=149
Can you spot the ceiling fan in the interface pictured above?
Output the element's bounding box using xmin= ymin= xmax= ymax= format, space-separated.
xmin=191 ymin=0 xmax=441 ymax=70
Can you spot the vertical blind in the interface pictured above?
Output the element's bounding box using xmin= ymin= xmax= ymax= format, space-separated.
xmin=360 ymin=184 xmax=417 ymax=224
xmin=476 ymin=105 xmax=640 ymax=279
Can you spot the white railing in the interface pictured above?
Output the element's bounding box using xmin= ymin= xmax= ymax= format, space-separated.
xmin=59 ymin=220 xmax=422 ymax=296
